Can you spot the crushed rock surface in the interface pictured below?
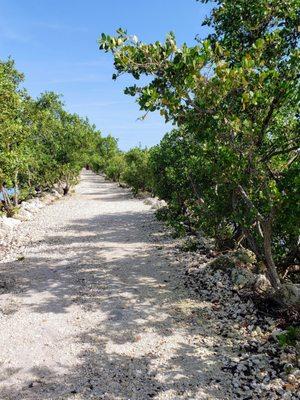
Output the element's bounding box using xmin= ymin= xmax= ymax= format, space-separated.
xmin=0 ymin=171 xmax=232 ymax=400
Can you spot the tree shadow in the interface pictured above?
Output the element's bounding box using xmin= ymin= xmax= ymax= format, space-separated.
xmin=0 ymin=173 xmax=233 ymax=399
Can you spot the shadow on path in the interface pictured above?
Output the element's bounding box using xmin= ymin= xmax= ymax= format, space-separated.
xmin=0 ymin=172 xmax=231 ymax=399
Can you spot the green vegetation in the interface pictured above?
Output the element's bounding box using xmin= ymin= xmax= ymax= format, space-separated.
xmin=0 ymin=58 xmax=101 ymax=214
xmin=0 ymin=58 xmax=153 ymax=218
xmin=122 ymin=147 xmax=153 ymax=194
xmin=99 ymin=0 xmax=300 ymax=290
xmin=277 ymin=326 xmax=300 ymax=348
xmin=97 ymin=143 xmax=153 ymax=194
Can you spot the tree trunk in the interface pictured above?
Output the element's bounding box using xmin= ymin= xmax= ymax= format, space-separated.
xmin=13 ymin=170 xmax=19 ymax=206
xmin=236 ymin=185 xmax=281 ymax=291
xmin=27 ymin=168 xmax=32 ymax=188
xmin=240 ymin=226 xmax=262 ymax=261
xmin=1 ymin=185 xmax=13 ymax=216
xmin=2 ymin=186 xmax=11 ymax=206
xmin=63 ymin=185 xmax=69 ymax=196
xmin=261 ymin=220 xmax=281 ymax=290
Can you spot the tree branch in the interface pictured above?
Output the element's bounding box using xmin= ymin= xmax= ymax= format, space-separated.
xmin=257 ymin=90 xmax=284 ymax=147
xmin=237 ymin=185 xmax=264 ymax=222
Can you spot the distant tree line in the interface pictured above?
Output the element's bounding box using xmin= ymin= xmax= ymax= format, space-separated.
xmin=0 ymin=58 xmax=103 ymax=214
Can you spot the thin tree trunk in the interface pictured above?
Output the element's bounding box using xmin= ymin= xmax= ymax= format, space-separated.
xmin=239 ymin=226 xmax=262 ymax=261
xmin=237 ymin=185 xmax=281 ymax=290
xmin=63 ymin=184 xmax=70 ymax=196
xmin=1 ymin=186 xmax=12 ymax=208
xmin=14 ymin=170 xmax=19 ymax=206
xmin=1 ymin=185 xmax=13 ymax=216
xmin=63 ymin=174 xmax=70 ymax=196
xmin=261 ymin=220 xmax=281 ymax=290
xmin=28 ymin=168 xmax=32 ymax=188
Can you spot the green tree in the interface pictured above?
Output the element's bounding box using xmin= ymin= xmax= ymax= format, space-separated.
xmin=0 ymin=59 xmax=101 ymax=211
xmin=122 ymin=147 xmax=152 ymax=194
xmin=0 ymin=59 xmax=32 ymax=209
xmin=104 ymin=153 xmax=126 ymax=182
xmin=99 ymin=0 xmax=300 ymax=290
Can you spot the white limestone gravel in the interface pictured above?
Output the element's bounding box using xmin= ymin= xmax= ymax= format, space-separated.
xmin=0 ymin=170 xmax=233 ymax=399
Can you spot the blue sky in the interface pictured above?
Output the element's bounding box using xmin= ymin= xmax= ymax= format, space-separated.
xmin=0 ymin=0 xmax=212 ymax=150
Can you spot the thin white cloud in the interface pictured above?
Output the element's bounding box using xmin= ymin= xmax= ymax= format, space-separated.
xmin=0 ymin=25 xmax=32 ymax=43
xmin=33 ymin=21 xmax=88 ymax=33
xmin=44 ymin=73 xmax=108 ymax=84
xmin=20 ymin=60 xmax=110 ymax=76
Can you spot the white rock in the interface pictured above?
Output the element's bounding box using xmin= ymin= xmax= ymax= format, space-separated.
xmin=253 ymin=326 xmax=263 ymax=336
xmin=286 ymin=374 xmax=297 ymax=384
xmin=0 ymin=216 xmax=21 ymax=229
xmin=143 ymin=198 xmax=156 ymax=206
xmin=41 ymin=194 xmax=55 ymax=205
xmin=20 ymin=199 xmax=43 ymax=213
xmin=254 ymin=274 xmax=272 ymax=293
xmin=150 ymin=199 xmax=167 ymax=210
xmin=15 ymin=209 xmax=32 ymax=221
xmin=30 ymin=199 xmax=44 ymax=209
xmin=293 ymin=369 xmax=300 ymax=378
xmin=280 ymin=284 xmax=300 ymax=307
xmin=20 ymin=201 xmax=35 ymax=212
xmin=231 ymin=268 xmax=256 ymax=289
xmin=0 ymin=228 xmax=6 ymax=239
xmin=50 ymin=189 xmax=62 ymax=198
xmin=20 ymin=201 xmax=30 ymax=210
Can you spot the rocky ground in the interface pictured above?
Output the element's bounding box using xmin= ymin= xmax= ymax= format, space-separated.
xmin=180 ymin=246 xmax=299 ymax=399
xmin=0 ymin=170 xmax=299 ymax=399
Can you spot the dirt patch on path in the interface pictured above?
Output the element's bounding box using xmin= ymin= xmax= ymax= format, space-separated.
xmin=0 ymin=171 xmax=232 ymax=399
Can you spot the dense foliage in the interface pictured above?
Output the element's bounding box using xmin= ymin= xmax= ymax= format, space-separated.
xmin=97 ymin=142 xmax=152 ymax=194
xmin=99 ymin=0 xmax=300 ymax=289
xmin=122 ymin=147 xmax=152 ymax=194
xmin=0 ymin=59 xmax=101 ymax=213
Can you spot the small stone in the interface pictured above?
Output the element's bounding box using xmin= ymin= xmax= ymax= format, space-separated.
xmin=15 ymin=209 xmax=32 ymax=221
xmin=254 ymin=274 xmax=272 ymax=293
xmin=286 ymin=374 xmax=297 ymax=384
xmin=0 ymin=216 xmax=21 ymax=229
xmin=254 ymin=326 xmax=262 ymax=336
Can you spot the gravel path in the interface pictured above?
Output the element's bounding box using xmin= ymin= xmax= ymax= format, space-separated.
xmin=0 ymin=171 xmax=232 ymax=400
